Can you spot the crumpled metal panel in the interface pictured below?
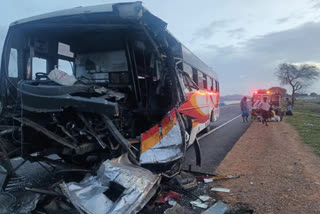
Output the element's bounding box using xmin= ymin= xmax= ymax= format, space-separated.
xmin=61 ymin=155 xmax=160 ymax=214
xmin=140 ymin=110 xmax=184 ymax=164
xmin=0 ymin=192 xmax=40 ymax=214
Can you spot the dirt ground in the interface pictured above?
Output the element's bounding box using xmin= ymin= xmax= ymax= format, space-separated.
xmin=216 ymin=120 xmax=320 ymax=214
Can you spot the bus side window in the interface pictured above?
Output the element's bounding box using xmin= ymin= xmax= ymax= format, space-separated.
xmin=58 ymin=59 xmax=73 ymax=76
xmin=197 ymin=71 xmax=204 ymax=89
xmin=8 ymin=48 xmax=18 ymax=78
xmin=215 ymin=80 xmax=219 ymax=92
xmin=207 ymin=77 xmax=213 ymax=91
xmin=183 ymin=63 xmax=193 ymax=79
xmin=217 ymin=81 xmax=220 ymax=92
xmin=203 ymin=74 xmax=207 ymax=89
xmin=192 ymin=67 xmax=198 ymax=85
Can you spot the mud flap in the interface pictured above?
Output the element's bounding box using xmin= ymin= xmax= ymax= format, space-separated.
xmin=194 ymin=138 xmax=201 ymax=167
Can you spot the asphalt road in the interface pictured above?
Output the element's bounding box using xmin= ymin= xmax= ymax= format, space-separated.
xmin=183 ymin=104 xmax=252 ymax=174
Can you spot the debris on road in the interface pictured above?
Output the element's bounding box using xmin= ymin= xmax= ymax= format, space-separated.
xmin=154 ymin=191 xmax=181 ymax=204
xmin=175 ymin=171 xmax=198 ymax=190
xmin=190 ymin=199 xmax=209 ymax=209
xmin=168 ymin=199 xmax=177 ymax=206
xmin=203 ymin=178 xmax=214 ymax=183
xmin=61 ymin=154 xmax=160 ymax=214
xmin=199 ymin=195 xmax=212 ymax=202
xmin=197 ymin=174 xmax=240 ymax=182
xmin=211 ymin=187 xmax=230 ymax=193
xmin=164 ymin=203 xmax=191 ymax=214
xmin=202 ymin=201 xmax=229 ymax=214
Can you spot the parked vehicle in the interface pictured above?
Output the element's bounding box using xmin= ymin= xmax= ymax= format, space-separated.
xmin=252 ymin=89 xmax=281 ymax=109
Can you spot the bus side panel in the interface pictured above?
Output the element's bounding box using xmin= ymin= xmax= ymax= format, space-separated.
xmin=178 ymin=91 xmax=211 ymax=124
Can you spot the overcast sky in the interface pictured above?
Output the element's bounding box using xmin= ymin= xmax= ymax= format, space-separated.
xmin=1 ymin=0 xmax=320 ymax=95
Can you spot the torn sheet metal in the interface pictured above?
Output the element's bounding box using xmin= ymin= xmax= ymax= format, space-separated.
xmin=202 ymin=201 xmax=230 ymax=214
xmin=0 ymin=191 xmax=40 ymax=214
xmin=190 ymin=199 xmax=208 ymax=209
xmin=0 ymin=165 xmax=8 ymax=191
xmin=93 ymin=87 xmax=125 ymax=101
xmin=18 ymin=81 xmax=118 ymax=116
xmin=211 ymin=187 xmax=230 ymax=193
xmin=140 ymin=109 xmax=184 ymax=164
xmin=61 ymin=154 xmax=161 ymax=214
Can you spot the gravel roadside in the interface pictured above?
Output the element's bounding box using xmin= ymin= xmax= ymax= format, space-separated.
xmin=215 ymin=121 xmax=320 ymax=214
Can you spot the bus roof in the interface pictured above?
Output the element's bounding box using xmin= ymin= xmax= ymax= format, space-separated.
xmin=181 ymin=45 xmax=217 ymax=79
xmin=10 ymin=3 xmax=115 ymax=26
xmin=9 ymin=1 xmax=217 ymax=79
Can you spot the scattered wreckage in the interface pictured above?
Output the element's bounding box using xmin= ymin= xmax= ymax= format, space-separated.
xmin=0 ymin=2 xmax=219 ymax=213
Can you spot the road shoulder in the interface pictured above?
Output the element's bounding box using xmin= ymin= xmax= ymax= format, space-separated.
xmin=215 ymin=121 xmax=320 ymax=214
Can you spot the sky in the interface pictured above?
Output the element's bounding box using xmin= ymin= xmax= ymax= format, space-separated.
xmin=1 ymin=0 xmax=320 ymax=95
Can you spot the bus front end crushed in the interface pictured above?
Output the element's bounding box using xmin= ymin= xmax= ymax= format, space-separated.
xmin=0 ymin=2 xmax=218 ymax=213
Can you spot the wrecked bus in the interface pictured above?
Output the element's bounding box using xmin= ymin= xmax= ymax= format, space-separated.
xmin=0 ymin=2 xmax=219 ymax=213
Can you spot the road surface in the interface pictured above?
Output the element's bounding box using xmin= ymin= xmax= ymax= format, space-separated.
xmin=183 ymin=104 xmax=252 ymax=174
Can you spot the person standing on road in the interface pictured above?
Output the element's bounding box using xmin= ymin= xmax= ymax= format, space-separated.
xmin=240 ymin=96 xmax=249 ymax=122
xmin=259 ymin=97 xmax=271 ymax=126
xmin=286 ymin=97 xmax=293 ymax=116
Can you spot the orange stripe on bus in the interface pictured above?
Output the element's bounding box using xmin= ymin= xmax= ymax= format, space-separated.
xmin=141 ymin=110 xmax=177 ymax=153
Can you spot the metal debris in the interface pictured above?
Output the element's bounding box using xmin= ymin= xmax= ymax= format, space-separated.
xmin=211 ymin=187 xmax=231 ymax=193
xmin=175 ymin=171 xmax=198 ymax=190
xmin=204 ymin=178 xmax=214 ymax=183
xmin=155 ymin=191 xmax=182 ymax=204
xmin=190 ymin=199 xmax=209 ymax=209
xmin=164 ymin=203 xmax=191 ymax=214
xmin=168 ymin=199 xmax=177 ymax=206
xmin=202 ymin=201 xmax=230 ymax=214
xmin=197 ymin=174 xmax=240 ymax=182
xmin=199 ymin=195 xmax=212 ymax=202
xmin=0 ymin=191 xmax=40 ymax=214
xmin=61 ymin=154 xmax=161 ymax=214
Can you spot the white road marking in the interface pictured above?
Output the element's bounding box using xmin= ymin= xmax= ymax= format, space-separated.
xmin=198 ymin=114 xmax=242 ymax=140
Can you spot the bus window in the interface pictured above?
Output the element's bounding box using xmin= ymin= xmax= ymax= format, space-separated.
xmin=58 ymin=59 xmax=73 ymax=76
xmin=203 ymin=74 xmax=207 ymax=89
xmin=8 ymin=48 xmax=18 ymax=78
xmin=197 ymin=71 xmax=204 ymax=89
xmin=183 ymin=63 xmax=193 ymax=79
xmin=216 ymin=81 xmax=220 ymax=92
xmin=207 ymin=77 xmax=213 ymax=91
xmin=182 ymin=72 xmax=198 ymax=92
xmin=32 ymin=57 xmax=47 ymax=80
xmin=192 ymin=67 xmax=198 ymax=85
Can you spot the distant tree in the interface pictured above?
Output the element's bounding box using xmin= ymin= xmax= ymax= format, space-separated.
xmin=268 ymin=87 xmax=287 ymax=97
xmin=310 ymin=92 xmax=318 ymax=97
xmin=275 ymin=63 xmax=320 ymax=105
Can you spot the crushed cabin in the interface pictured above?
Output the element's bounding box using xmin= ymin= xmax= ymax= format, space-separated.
xmin=0 ymin=2 xmax=219 ymax=213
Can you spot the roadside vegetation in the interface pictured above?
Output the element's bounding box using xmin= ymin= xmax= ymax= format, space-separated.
xmin=285 ymin=100 xmax=320 ymax=156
